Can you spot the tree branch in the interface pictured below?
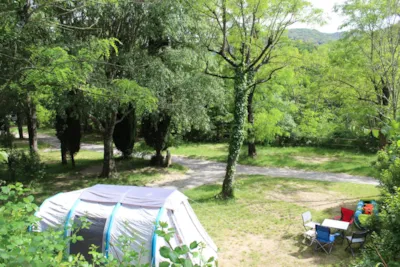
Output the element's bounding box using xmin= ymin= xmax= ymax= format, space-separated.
xmin=246 ymin=36 xmax=273 ymax=72
xmin=115 ymin=106 xmax=135 ymax=125
xmin=89 ymin=114 xmax=105 ymax=133
xmin=207 ymin=47 xmax=238 ymax=67
xmin=205 ymin=62 xmax=235 ymax=79
xmin=247 ymin=66 xmax=285 ymax=88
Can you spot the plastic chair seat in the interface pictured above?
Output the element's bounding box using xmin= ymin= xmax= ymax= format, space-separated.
xmin=305 ymin=229 xmax=315 ymax=237
xmin=304 ymin=222 xmax=320 ymax=229
xmin=346 ymin=236 xmax=365 ymax=243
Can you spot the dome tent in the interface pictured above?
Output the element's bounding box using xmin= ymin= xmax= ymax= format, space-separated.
xmin=35 ymin=184 xmax=218 ymax=265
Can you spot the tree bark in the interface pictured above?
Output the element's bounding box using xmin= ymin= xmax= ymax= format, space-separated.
xmin=60 ymin=142 xmax=67 ymax=165
xmin=100 ymin=111 xmax=117 ymax=178
xmin=17 ymin=112 xmax=24 ymax=139
xmin=26 ymin=95 xmax=38 ymax=153
xmin=221 ymin=69 xmax=248 ymax=199
xmin=247 ymin=86 xmax=257 ymax=157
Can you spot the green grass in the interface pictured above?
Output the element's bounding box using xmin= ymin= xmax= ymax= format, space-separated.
xmin=81 ymin=132 xmax=103 ymax=145
xmin=10 ymin=126 xmax=56 ymax=137
xmin=185 ymin=175 xmax=381 ymax=266
xmin=171 ymin=143 xmax=378 ymax=177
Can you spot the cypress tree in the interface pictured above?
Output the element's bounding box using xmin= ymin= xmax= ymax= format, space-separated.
xmin=113 ymin=107 xmax=136 ymax=159
xmin=56 ymin=109 xmax=81 ymax=167
xmin=141 ymin=113 xmax=171 ymax=166
xmin=55 ymin=91 xmax=81 ymax=167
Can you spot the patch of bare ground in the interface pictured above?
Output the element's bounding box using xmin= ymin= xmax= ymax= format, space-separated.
xmin=216 ymin=232 xmax=321 ymax=267
xmin=293 ymin=156 xmax=337 ymax=164
xmin=266 ymin=184 xmax=344 ymax=211
xmin=146 ymin=171 xmax=187 ymax=187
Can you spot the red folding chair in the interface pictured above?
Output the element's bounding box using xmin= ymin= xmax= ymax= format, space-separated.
xmin=334 ymin=207 xmax=355 ymax=224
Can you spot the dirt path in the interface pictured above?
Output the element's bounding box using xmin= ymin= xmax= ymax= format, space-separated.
xmin=36 ymin=133 xmax=379 ymax=188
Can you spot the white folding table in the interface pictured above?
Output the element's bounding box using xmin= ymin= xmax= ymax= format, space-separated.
xmin=322 ymin=219 xmax=350 ymax=242
xmin=322 ymin=219 xmax=350 ymax=231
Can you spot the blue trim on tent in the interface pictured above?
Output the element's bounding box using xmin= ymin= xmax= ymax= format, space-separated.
xmin=104 ymin=202 xmax=121 ymax=258
xmin=151 ymin=207 xmax=165 ymax=266
xmin=64 ymin=198 xmax=81 ymax=238
xmin=28 ymin=193 xmax=63 ymax=232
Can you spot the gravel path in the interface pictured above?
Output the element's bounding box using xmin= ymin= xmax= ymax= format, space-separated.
xmin=36 ymin=133 xmax=379 ymax=189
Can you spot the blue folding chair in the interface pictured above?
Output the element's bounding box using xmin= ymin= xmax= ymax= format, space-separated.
xmin=314 ymin=225 xmax=340 ymax=254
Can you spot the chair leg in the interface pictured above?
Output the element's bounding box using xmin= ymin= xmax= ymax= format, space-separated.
xmin=328 ymin=243 xmax=333 ymax=254
xmin=350 ymin=245 xmax=355 ymax=257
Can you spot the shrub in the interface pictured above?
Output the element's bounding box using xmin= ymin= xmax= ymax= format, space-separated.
xmin=6 ymin=150 xmax=46 ymax=183
xmin=374 ymin=142 xmax=400 ymax=194
xmin=0 ymin=132 xmax=14 ymax=148
xmin=355 ymin=189 xmax=400 ymax=266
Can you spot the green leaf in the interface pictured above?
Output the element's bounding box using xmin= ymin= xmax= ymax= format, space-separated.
xmin=168 ymin=251 xmax=178 ymax=262
xmin=372 ymin=129 xmax=380 ymax=138
xmin=160 ymin=246 xmax=171 ymax=259
xmin=160 ymin=262 xmax=171 ymax=267
xmin=0 ymin=151 xmax=8 ymax=163
xmin=363 ymin=128 xmax=372 ymax=136
xmin=183 ymin=259 xmax=193 ymax=267
xmin=189 ymin=241 xmax=198 ymax=250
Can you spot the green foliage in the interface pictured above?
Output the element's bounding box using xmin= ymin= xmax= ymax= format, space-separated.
xmin=374 ymin=121 xmax=400 ymax=193
xmin=6 ymin=150 xmax=46 ymax=183
xmin=37 ymin=104 xmax=55 ymax=128
xmin=356 ymin=189 xmax=400 ymax=266
xmin=156 ymin=222 xmax=216 ymax=267
xmin=0 ymin=183 xmax=67 ymax=266
xmin=0 ymin=132 xmax=14 ymax=149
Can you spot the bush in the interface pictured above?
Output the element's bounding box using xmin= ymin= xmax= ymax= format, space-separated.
xmin=6 ymin=150 xmax=46 ymax=183
xmin=0 ymin=132 xmax=14 ymax=148
xmin=355 ymin=189 xmax=400 ymax=266
xmin=374 ymin=142 xmax=400 ymax=194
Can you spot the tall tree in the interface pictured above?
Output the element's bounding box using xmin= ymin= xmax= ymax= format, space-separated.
xmin=336 ymin=0 xmax=400 ymax=147
xmin=200 ymin=0 xmax=321 ymax=198
xmin=135 ymin=0 xmax=223 ymax=166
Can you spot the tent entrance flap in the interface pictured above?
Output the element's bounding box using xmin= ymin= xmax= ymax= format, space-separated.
xmin=70 ymin=216 xmax=107 ymax=261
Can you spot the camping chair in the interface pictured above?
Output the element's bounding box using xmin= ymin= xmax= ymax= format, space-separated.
xmin=302 ymin=211 xmax=320 ymax=246
xmin=333 ymin=207 xmax=355 ymax=224
xmin=345 ymin=231 xmax=369 ymax=257
xmin=302 ymin=211 xmax=320 ymax=229
xmin=314 ymin=225 xmax=340 ymax=254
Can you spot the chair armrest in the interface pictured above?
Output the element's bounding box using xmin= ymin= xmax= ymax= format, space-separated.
xmin=333 ymin=215 xmax=341 ymax=220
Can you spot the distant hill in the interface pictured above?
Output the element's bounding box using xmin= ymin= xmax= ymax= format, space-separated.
xmin=288 ymin=28 xmax=343 ymax=45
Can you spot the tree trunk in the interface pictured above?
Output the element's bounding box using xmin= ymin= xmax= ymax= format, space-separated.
xmin=17 ymin=113 xmax=24 ymax=139
xmin=26 ymin=95 xmax=38 ymax=153
xmin=100 ymin=112 xmax=117 ymax=178
xmin=61 ymin=142 xmax=67 ymax=165
xmin=70 ymin=151 xmax=75 ymax=167
xmin=247 ymin=86 xmax=257 ymax=157
xmin=221 ymin=70 xmax=248 ymax=199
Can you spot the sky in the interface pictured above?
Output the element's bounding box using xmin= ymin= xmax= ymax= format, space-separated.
xmin=290 ymin=0 xmax=347 ymax=33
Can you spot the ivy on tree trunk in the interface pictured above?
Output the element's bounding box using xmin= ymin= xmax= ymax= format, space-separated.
xmin=221 ymin=69 xmax=248 ymax=199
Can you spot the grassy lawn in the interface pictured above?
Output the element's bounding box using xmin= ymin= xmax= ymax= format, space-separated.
xmin=0 ymin=138 xmax=382 ymax=266
xmin=185 ymin=175 xmax=381 ymax=267
xmin=171 ymin=143 xmax=378 ymax=177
